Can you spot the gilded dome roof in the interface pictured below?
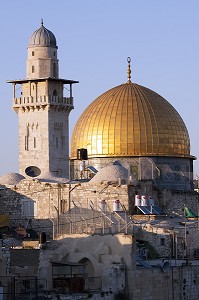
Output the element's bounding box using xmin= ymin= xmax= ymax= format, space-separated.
xmin=29 ymin=21 xmax=57 ymax=48
xmin=71 ymin=81 xmax=190 ymax=160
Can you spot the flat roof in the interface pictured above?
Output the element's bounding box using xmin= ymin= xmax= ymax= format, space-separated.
xmin=7 ymin=77 xmax=79 ymax=84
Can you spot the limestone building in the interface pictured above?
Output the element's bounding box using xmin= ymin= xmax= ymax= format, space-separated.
xmin=8 ymin=21 xmax=78 ymax=178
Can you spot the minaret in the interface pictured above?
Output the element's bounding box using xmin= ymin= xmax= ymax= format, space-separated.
xmin=8 ymin=21 xmax=78 ymax=178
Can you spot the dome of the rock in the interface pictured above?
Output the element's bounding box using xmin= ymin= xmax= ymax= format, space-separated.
xmin=71 ymin=82 xmax=190 ymax=159
xmin=70 ymin=59 xmax=195 ymax=190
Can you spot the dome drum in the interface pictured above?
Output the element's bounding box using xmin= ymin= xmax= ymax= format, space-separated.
xmin=70 ymin=156 xmax=194 ymax=191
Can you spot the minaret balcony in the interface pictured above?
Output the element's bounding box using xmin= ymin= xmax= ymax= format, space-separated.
xmin=12 ymin=96 xmax=74 ymax=109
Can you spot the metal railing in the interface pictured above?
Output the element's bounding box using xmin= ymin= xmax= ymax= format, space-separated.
xmin=0 ymin=276 xmax=47 ymax=300
xmin=52 ymin=208 xmax=134 ymax=238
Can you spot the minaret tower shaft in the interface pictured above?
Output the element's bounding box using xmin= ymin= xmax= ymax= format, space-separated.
xmin=8 ymin=21 xmax=78 ymax=178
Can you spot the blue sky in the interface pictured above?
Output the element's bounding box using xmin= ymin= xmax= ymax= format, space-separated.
xmin=0 ymin=0 xmax=199 ymax=177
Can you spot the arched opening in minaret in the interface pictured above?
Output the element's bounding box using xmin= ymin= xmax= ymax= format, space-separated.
xmin=53 ymin=63 xmax=56 ymax=77
xmin=53 ymin=90 xmax=57 ymax=96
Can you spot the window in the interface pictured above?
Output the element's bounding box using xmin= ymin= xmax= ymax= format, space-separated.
xmin=34 ymin=137 xmax=36 ymax=148
xmin=32 ymin=66 xmax=35 ymax=73
xmin=160 ymin=238 xmax=165 ymax=246
xmin=22 ymin=200 xmax=36 ymax=217
xmin=53 ymin=90 xmax=57 ymax=96
xmin=53 ymin=63 xmax=56 ymax=77
xmin=25 ymin=136 xmax=29 ymax=151
xmin=56 ymin=137 xmax=58 ymax=148
xmin=61 ymin=136 xmax=65 ymax=150
xmin=32 ymin=51 xmax=34 ymax=56
xmin=54 ymin=51 xmax=56 ymax=57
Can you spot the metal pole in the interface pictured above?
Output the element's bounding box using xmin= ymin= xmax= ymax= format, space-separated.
xmin=57 ymin=187 xmax=60 ymax=235
xmin=175 ymin=234 xmax=178 ymax=261
xmin=13 ymin=83 xmax=16 ymax=99
xmin=125 ymin=212 xmax=128 ymax=234
xmin=68 ymin=183 xmax=71 ymax=211
xmin=184 ymin=221 xmax=187 ymax=258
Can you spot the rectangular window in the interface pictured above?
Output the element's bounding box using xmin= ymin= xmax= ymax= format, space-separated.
xmin=25 ymin=136 xmax=29 ymax=151
xmin=61 ymin=136 xmax=65 ymax=150
xmin=34 ymin=137 xmax=36 ymax=148
xmin=22 ymin=200 xmax=36 ymax=217
xmin=160 ymin=238 xmax=165 ymax=246
xmin=32 ymin=51 xmax=34 ymax=56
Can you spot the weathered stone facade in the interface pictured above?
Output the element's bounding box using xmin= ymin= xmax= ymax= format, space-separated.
xmin=39 ymin=234 xmax=134 ymax=293
xmin=0 ymin=178 xmax=199 ymax=260
xmin=8 ymin=22 xmax=78 ymax=178
xmin=133 ymin=264 xmax=199 ymax=300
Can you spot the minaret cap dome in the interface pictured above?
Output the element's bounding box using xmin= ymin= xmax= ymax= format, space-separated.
xmin=29 ymin=21 xmax=57 ymax=48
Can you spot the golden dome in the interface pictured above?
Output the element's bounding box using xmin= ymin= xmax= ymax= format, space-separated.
xmin=70 ymin=82 xmax=190 ymax=159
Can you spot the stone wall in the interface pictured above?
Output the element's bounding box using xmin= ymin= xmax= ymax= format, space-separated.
xmin=128 ymin=180 xmax=199 ymax=216
xmin=38 ymin=233 xmax=134 ymax=293
xmin=0 ymin=178 xmax=199 ymax=257
xmin=0 ymin=179 xmax=130 ymax=237
xmin=5 ymin=232 xmax=199 ymax=300
xmin=132 ymin=265 xmax=199 ymax=300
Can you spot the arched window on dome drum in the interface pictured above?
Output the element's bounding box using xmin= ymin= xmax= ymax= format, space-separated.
xmin=53 ymin=63 xmax=56 ymax=77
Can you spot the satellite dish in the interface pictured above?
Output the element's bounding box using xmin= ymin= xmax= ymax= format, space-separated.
xmin=25 ymin=166 xmax=41 ymax=177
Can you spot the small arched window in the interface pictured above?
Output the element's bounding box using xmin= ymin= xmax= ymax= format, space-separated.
xmin=53 ymin=63 xmax=56 ymax=77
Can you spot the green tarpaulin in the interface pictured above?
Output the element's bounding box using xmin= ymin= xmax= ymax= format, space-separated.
xmin=184 ymin=207 xmax=198 ymax=218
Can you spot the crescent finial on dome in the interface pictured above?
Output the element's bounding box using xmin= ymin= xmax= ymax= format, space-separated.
xmin=127 ymin=57 xmax=131 ymax=83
